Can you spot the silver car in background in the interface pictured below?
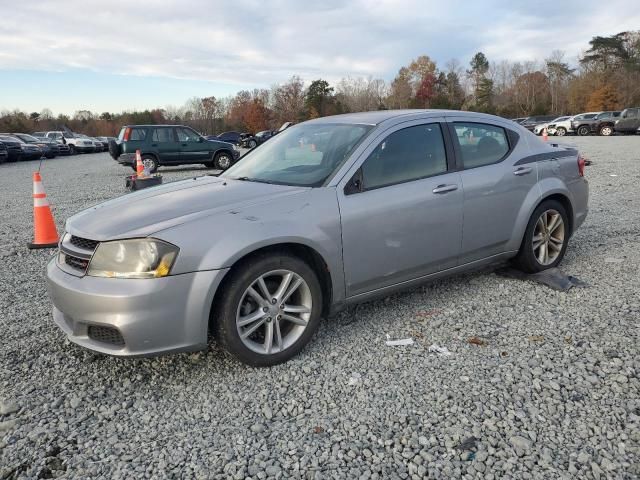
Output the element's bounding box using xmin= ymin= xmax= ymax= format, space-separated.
xmin=46 ymin=110 xmax=589 ymax=366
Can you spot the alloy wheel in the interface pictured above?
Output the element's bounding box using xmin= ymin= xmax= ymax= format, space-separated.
xmin=556 ymin=128 xmax=566 ymax=136
xmin=600 ymin=126 xmax=613 ymax=136
xmin=532 ymin=209 xmax=565 ymax=266
xmin=236 ymin=270 xmax=313 ymax=355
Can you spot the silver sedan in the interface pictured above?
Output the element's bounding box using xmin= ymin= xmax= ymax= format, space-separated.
xmin=46 ymin=110 xmax=589 ymax=366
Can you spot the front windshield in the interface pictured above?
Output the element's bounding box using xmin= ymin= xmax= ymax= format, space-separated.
xmin=222 ymin=122 xmax=373 ymax=187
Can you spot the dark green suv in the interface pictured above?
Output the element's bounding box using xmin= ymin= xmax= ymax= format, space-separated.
xmin=109 ymin=125 xmax=240 ymax=172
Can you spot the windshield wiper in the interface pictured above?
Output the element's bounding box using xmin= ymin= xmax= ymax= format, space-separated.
xmin=233 ymin=176 xmax=277 ymax=185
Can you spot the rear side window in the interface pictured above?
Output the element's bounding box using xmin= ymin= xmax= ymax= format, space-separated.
xmin=627 ymin=109 xmax=639 ymax=119
xmin=453 ymin=123 xmax=510 ymax=169
xmin=129 ymin=128 xmax=147 ymax=141
xmin=152 ymin=128 xmax=174 ymax=142
xmin=361 ymin=123 xmax=448 ymax=190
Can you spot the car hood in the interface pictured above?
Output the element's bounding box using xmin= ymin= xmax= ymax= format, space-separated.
xmin=66 ymin=176 xmax=309 ymax=241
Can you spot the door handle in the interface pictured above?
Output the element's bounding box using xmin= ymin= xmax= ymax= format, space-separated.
xmin=182 ymin=143 xmax=188 ymax=147
xmin=513 ymin=167 xmax=533 ymax=176
xmin=151 ymin=144 xmax=158 ymax=147
xmin=432 ymin=184 xmax=458 ymax=194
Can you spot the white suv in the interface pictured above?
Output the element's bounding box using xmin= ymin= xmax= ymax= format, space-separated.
xmin=41 ymin=131 xmax=95 ymax=154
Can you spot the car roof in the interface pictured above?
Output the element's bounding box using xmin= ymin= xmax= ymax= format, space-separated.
xmin=304 ymin=109 xmax=510 ymax=126
xmin=122 ymin=124 xmax=187 ymax=128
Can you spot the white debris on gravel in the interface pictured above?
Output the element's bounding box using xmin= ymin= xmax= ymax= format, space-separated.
xmin=0 ymin=138 xmax=639 ymax=479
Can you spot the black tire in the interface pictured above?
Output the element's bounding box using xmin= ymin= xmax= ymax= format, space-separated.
xmin=141 ymin=155 xmax=159 ymax=174
xmin=214 ymin=151 xmax=233 ymax=170
xmin=555 ymin=127 xmax=566 ymax=136
xmin=108 ymin=139 xmax=121 ymax=160
xmin=599 ymin=125 xmax=613 ymax=136
xmin=512 ymin=200 xmax=570 ymax=273
xmin=248 ymin=139 xmax=257 ymax=149
xmin=577 ymin=125 xmax=590 ymax=136
xmin=68 ymin=144 xmax=76 ymax=155
xmin=213 ymin=253 xmax=323 ymax=367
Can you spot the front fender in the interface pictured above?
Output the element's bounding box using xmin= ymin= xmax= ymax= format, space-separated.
xmin=155 ymin=188 xmax=346 ymax=304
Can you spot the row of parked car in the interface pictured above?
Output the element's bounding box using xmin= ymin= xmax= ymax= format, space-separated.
xmin=205 ymin=122 xmax=293 ymax=149
xmin=512 ymin=106 xmax=640 ymax=137
xmin=0 ymin=130 xmax=116 ymax=164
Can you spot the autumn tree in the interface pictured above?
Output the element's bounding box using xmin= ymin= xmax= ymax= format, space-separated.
xmin=586 ymin=84 xmax=620 ymax=111
xmin=272 ymin=76 xmax=306 ymax=125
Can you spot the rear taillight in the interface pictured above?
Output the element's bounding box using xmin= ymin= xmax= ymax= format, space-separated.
xmin=577 ymin=155 xmax=586 ymax=177
xmin=123 ymin=127 xmax=131 ymax=141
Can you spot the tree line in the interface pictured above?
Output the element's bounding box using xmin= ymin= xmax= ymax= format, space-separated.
xmin=1 ymin=31 xmax=638 ymax=136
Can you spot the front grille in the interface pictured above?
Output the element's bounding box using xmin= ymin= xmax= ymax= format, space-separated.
xmin=65 ymin=255 xmax=89 ymax=271
xmin=88 ymin=326 xmax=125 ymax=346
xmin=70 ymin=236 xmax=99 ymax=251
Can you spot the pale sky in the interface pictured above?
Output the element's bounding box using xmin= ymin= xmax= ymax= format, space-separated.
xmin=1 ymin=0 xmax=638 ymax=115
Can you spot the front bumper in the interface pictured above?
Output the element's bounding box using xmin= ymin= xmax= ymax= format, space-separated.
xmin=74 ymin=145 xmax=94 ymax=153
xmin=46 ymin=258 xmax=229 ymax=356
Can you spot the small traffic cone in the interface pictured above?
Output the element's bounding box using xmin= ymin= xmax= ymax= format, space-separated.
xmin=135 ymin=150 xmax=144 ymax=177
xmin=28 ymin=172 xmax=59 ymax=249
xmin=542 ymin=128 xmax=548 ymax=141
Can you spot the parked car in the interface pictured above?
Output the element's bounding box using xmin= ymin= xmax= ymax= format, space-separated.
xmin=541 ymin=116 xmax=571 ymax=136
xmin=0 ymin=136 xmax=23 ymax=162
xmin=240 ymin=130 xmax=275 ymax=149
xmin=520 ymin=115 xmax=557 ymax=132
xmin=47 ymin=110 xmax=588 ymax=366
xmin=11 ymin=133 xmax=59 ymax=158
xmin=588 ymin=111 xmax=621 ymax=136
xmin=0 ymin=142 xmax=7 ymax=164
xmin=547 ymin=116 xmax=576 ymax=136
xmin=614 ymin=107 xmax=640 ymax=134
xmin=55 ymin=141 xmax=72 ymax=156
xmin=40 ymin=131 xmax=95 ymax=154
xmin=207 ymin=131 xmax=243 ymax=145
xmin=108 ymin=124 xmax=240 ymax=172
xmin=96 ymin=137 xmax=114 ymax=149
xmin=571 ymin=112 xmax=603 ymax=136
xmin=0 ymin=135 xmax=43 ymax=160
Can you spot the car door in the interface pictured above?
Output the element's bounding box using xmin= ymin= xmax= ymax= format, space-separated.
xmin=150 ymin=127 xmax=180 ymax=163
xmin=338 ymin=120 xmax=463 ymax=297
xmin=447 ymin=118 xmax=538 ymax=264
xmin=617 ymin=108 xmax=639 ymax=132
xmin=176 ymin=127 xmax=208 ymax=163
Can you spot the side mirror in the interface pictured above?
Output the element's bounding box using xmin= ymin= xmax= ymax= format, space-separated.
xmin=344 ymin=169 xmax=363 ymax=195
xmin=198 ymin=136 xmax=204 ymax=143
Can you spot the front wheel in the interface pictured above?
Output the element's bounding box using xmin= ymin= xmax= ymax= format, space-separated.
xmin=555 ymin=127 xmax=566 ymax=136
xmin=577 ymin=126 xmax=590 ymax=136
xmin=214 ymin=151 xmax=232 ymax=170
xmin=248 ymin=139 xmax=257 ymax=149
xmin=512 ymin=200 xmax=569 ymax=273
xmin=213 ymin=254 xmax=323 ymax=367
xmin=68 ymin=144 xmax=76 ymax=155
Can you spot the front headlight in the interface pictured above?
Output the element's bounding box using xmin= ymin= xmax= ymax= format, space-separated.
xmin=87 ymin=238 xmax=178 ymax=279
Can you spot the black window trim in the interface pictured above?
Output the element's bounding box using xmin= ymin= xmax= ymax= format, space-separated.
xmin=447 ymin=121 xmax=518 ymax=171
xmin=351 ymin=121 xmax=453 ymax=194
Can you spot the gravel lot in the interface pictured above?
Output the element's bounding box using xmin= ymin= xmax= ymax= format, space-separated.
xmin=1 ymin=138 xmax=638 ymax=479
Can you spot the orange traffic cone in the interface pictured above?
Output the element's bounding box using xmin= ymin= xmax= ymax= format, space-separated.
xmin=28 ymin=172 xmax=59 ymax=249
xmin=136 ymin=150 xmax=144 ymax=177
xmin=542 ymin=128 xmax=548 ymax=141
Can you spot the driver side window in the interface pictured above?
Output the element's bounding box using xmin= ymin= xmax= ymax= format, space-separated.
xmin=360 ymin=123 xmax=448 ymax=190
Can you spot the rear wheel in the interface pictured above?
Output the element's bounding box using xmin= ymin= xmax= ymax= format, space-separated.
xmin=577 ymin=125 xmax=590 ymax=136
xmin=599 ymin=125 xmax=613 ymax=136
xmin=141 ymin=155 xmax=159 ymax=173
xmin=513 ymin=200 xmax=569 ymax=273
xmin=556 ymin=127 xmax=566 ymax=136
xmin=213 ymin=253 xmax=323 ymax=367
